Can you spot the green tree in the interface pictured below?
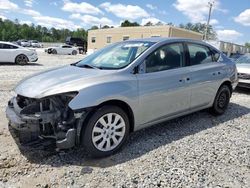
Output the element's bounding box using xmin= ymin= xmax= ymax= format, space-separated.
xmin=245 ymin=42 xmax=250 ymax=48
xmin=89 ymin=26 xmax=99 ymax=30
xmin=121 ymin=20 xmax=140 ymax=27
xmin=179 ymin=22 xmax=217 ymax=40
xmin=144 ymin=21 xmax=153 ymax=26
xmin=0 ymin=18 xmax=90 ymax=42
xmin=102 ymin=25 xmax=110 ymax=29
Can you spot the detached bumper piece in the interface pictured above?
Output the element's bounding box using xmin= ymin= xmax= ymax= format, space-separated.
xmin=6 ymin=95 xmax=79 ymax=149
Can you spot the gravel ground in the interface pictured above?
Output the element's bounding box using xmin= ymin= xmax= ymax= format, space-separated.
xmin=0 ymin=50 xmax=249 ymax=187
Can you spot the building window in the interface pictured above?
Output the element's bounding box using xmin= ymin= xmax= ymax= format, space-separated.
xmin=91 ymin=37 xmax=96 ymax=43
xmin=123 ymin=36 xmax=129 ymax=41
xmin=107 ymin=36 xmax=112 ymax=43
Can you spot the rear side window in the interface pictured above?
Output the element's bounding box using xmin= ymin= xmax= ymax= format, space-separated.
xmin=145 ymin=43 xmax=184 ymax=73
xmin=187 ymin=44 xmax=213 ymax=65
xmin=0 ymin=44 xmax=18 ymax=49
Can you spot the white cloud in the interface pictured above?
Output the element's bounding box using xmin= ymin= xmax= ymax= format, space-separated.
xmin=234 ymin=9 xmax=250 ymax=26
xmin=62 ymin=1 xmax=102 ymax=15
xmin=100 ymin=2 xmax=149 ymax=20
xmin=0 ymin=15 xmax=7 ymax=20
xmin=33 ymin=16 xmax=79 ymax=30
xmin=217 ymin=29 xmax=243 ymax=41
xmin=173 ymin=0 xmax=223 ymax=23
xmin=210 ymin=19 xmax=219 ymax=25
xmin=24 ymin=0 xmax=33 ymax=7
xmin=146 ymin=4 xmax=157 ymax=10
xmin=20 ymin=20 xmax=32 ymax=25
xmin=0 ymin=0 xmax=18 ymax=10
xmin=141 ymin=17 xmax=165 ymax=25
xmin=70 ymin=13 xmax=113 ymax=26
xmin=23 ymin=9 xmax=41 ymax=17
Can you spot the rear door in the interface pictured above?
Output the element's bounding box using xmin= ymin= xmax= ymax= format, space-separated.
xmin=0 ymin=43 xmax=18 ymax=62
xmin=136 ymin=42 xmax=191 ymax=126
xmin=185 ymin=43 xmax=225 ymax=109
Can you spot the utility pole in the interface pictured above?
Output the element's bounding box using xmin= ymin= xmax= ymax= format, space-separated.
xmin=204 ymin=1 xmax=214 ymax=41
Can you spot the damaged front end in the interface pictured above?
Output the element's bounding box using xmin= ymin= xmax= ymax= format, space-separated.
xmin=6 ymin=92 xmax=87 ymax=149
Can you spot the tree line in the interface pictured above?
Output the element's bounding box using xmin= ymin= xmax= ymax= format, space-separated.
xmin=0 ymin=18 xmax=234 ymax=43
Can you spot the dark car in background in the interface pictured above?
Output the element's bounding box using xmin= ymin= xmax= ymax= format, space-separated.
xmin=65 ymin=37 xmax=87 ymax=54
xmin=65 ymin=37 xmax=84 ymax=47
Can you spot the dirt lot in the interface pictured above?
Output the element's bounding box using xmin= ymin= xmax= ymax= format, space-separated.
xmin=0 ymin=50 xmax=249 ymax=187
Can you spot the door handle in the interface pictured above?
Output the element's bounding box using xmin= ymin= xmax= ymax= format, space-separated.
xmin=212 ymin=72 xmax=216 ymax=76
xmin=186 ymin=77 xmax=190 ymax=81
xmin=218 ymin=71 xmax=221 ymax=75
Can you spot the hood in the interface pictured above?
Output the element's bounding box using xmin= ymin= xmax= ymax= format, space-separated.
xmin=15 ymin=65 xmax=116 ymax=98
xmin=236 ymin=63 xmax=250 ymax=74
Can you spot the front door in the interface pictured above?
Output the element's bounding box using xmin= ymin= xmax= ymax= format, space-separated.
xmin=136 ymin=42 xmax=191 ymax=126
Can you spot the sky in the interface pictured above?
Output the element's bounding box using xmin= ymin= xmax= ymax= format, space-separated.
xmin=0 ymin=0 xmax=250 ymax=44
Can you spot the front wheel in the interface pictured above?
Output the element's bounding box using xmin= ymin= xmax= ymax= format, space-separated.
xmin=210 ymin=85 xmax=231 ymax=115
xmin=81 ymin=105 xmax=130 ymax=157
xmin=72 ymin=50 xmax=77 ymax=55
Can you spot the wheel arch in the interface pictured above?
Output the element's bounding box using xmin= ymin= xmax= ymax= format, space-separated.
xmin=220 ymin=80 xmax=233 ymax=96
xmin=96 ymin=100 xmax=135 ymax=133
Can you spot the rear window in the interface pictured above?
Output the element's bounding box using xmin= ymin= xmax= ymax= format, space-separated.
xmin=187 ymin=43 xmax=213 ymax=65
xmin=0 ymin=43 xmax=18 ymax=49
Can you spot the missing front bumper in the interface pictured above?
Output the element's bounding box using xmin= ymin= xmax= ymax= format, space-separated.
xmin=6 ymin=105 xmax=77 ymax=149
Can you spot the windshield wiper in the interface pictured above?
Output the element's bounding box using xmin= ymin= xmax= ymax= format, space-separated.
xmin=72 ymin=63 xmax=100 ymax=69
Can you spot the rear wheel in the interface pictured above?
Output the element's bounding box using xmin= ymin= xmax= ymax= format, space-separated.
xmin=210 ymin=85 xmax=231 ymax=115
xmin=52 ymin=49 xmax=57 ymax=54
xmin=15 ymin=54 xmax=28 ymax=65
xmin=81 ymin=105 xmax=130 ymax=157
xmin=72 ymin=50 xmax=77 ymax=55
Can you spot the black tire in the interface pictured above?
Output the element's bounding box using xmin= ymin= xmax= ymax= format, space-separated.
xmin=15 ymin=54 xmax=28 ymax=65
xmin=52 ymin=49 xmax=57 ymax=54
xmin=81 ymin=105 xmax=130 ymax=158
xmin=210 ymin=85 xmax=231 ymax=115
xmin=72 ymin=50 xmax=77 ymax=55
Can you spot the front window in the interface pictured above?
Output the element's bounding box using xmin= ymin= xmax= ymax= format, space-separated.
xmin=145 ymin=43 xmax=184 ymax=73
xmin=75 ymin=41 xmax=154 ymax=69
xmin=236 ymin=54 xmax=250 ymax=64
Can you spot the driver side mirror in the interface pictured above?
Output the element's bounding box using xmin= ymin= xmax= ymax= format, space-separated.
xmin=133 ymin=60 xmax=146 ymax=74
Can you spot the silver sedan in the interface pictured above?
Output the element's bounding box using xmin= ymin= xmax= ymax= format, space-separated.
xmin=6 ymin=38 xmax=238 ymax=157
xmin=236 ymin=53 xmax=250 ymax=89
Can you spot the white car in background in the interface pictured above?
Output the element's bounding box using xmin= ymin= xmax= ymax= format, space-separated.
xmin=45 ymin=44 xmax=78 ymax=55
xmin=29 ymin=40 xmax=43 ymax=48
xmin=19 ymin=39 xmax=30 ymax=47
xmin=0 ymin=41 xmax=38 ymax=65
xmin=236 ymin=53 xmax=250 ymax=89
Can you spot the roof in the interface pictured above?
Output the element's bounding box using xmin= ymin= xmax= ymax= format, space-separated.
xmin=88 ymin=25 xmax=203 ymax=36
xmin=128 ymin=37 xmax=206 ymax=44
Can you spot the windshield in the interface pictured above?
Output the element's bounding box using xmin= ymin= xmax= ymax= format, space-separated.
xmin=236 ymin=54 xmax=250 ymax=64
xmin=75 ymin=41 xmax=154 ymax=69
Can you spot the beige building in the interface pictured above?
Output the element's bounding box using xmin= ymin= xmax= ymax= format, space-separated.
xmin=88 ymin=25 xmax=204 ymax=51
xmin=207 ymin=40 xmax=250 ymax=55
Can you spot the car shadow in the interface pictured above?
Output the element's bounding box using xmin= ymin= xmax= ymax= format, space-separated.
xmin=0 ymin=62 xmax=43 ymax=66
xmin=235 ymin=87 xmax=250 ymax=94
xmin=11 ymin=102 xmax=250 ymax=168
